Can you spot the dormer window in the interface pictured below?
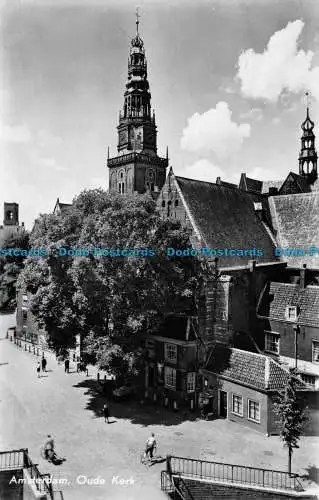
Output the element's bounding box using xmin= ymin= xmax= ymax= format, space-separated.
xmin=285 ymin=306 xmax=298 ymax=322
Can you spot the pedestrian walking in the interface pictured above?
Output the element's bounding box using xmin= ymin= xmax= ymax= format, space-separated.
xmin=103 ymin=402 xmax=110 ymax=423
xmin=64 ymin=359 xmax=70 ymax=374
xmin=41 ymin=356 xmax=47 ymax=372
xmin=36 ymin=361 xmax=41 ymax=378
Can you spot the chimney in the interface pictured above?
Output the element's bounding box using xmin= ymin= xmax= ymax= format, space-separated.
xmin=265 ymin=356 xmax=270 ymax=389
xmin=300 ymin=264 xmax=307 ymax=289
xmin=216 ymin=177 xmax=221 ymax=185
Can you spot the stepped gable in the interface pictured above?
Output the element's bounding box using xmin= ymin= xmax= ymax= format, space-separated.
xmin=268 ymin=191 xmax=319 ymax=268
xmin=175 ymin=176 xmax=277 ymax=267
xmin=258 ymin=282 xmax=319 ymax=328
xmin=205 ymin=345 xmax=307 ymax=391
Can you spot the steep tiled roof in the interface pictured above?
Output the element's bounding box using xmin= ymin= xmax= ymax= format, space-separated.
xmin=239 ymin=173 xmax=262 ymax=193
xmin=205 ymin=345 xmax=306 ymax=391
xmin=257 ymin=282 xmax=319 ymax=327
xmin=174 ymin=175 xmax=278 ymax=267
xmin=269 ymin=192 xmax=319 ymax=268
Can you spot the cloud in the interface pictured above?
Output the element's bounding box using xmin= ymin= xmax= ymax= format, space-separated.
xmin=237 ymin=20 xmax=319 ymax=102
xmin=246 ymin=166 xmax=284 ymax=181
xmin=176 ymin=159 xmax=225 ymax=184
xmin=41 ymin=157 xmax=68 ymax=172
xmin=0 ymin=124 xmax=31 ymax=144
xmin=181 ymin=101 xmax=251 ymax=158
xmin=240 ymin=107 xmax=263 ymax=122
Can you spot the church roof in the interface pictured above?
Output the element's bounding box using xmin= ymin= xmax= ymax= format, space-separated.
xmin=204 ymin=345 xmax=308 ymax=391
xmin=239 ymin=173 xmax=262 ymax=193
xmin=53 ymin=198 xmax=72 ymax=215
xmin=257 ymin=282 xmax=319 ymax=328
xmin=279 ymin=171 xmax=311 ymax=194
xmin=173 ymin=175 xmax=277 ymax=267
xmin=268 ymin=191 xmax=319 ymax=268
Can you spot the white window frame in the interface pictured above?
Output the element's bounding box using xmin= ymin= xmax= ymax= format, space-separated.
xmin=312 ymin=341 xmax=319 ymax=364
xmin=187 ymin=372 xmax=195 ymax=393
xmin=231 ymin=394 xmax=243 ymax=417
xmin=247 ymin=399 xmax=260 ymax=423
xmin=164 ymin=343 xmax=177 ymax=364
xmin=164 ymin=366 xmax=176 ymax=389
xmin=300 ymin=373 xmax=316 ymax=387
xmin=285 ymin=305 xmax=298 ymax=322
xmin=264 ymin=331 xmax=280 ymax=354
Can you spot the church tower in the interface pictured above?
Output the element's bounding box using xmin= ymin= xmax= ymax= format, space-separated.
xmin=107 ymin=11 xmax=168 ymax=195
xmin=298 ymin=93 xmax=318 ymax=184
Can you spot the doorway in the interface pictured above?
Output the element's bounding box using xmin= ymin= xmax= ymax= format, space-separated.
xmin=219 ymin=390 xmax=228 ymax=418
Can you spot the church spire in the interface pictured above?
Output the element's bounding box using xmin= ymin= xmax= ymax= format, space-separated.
xmin=116 ymin=9 xmax=157 ymax=153
xmin=107 ymin=11 xmax=168 ymax=196
xmin=298 ymin=92 xmax=318 ymax=184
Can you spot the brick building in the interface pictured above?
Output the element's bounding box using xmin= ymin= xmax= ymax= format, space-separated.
xmin=199 ymin=345 xmax=310 ymax=435
xmin=257 ymin=270 xmax=319 ymax=389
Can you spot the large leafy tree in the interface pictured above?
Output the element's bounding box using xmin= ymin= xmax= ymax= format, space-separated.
xmin=273 ymin=369 xmax=309 ymax=475
xmin=0 ymin=230 xmax=30 ymax=310
xmin=18 ymin=189 xmax=202 ymax=380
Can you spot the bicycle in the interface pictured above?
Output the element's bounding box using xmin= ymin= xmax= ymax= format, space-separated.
xmin=140 ymin=447 xmax=165 ymax=466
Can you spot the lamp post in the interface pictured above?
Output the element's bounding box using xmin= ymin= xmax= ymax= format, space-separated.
xmin=293 ymin=325 xmax=300 ymax=370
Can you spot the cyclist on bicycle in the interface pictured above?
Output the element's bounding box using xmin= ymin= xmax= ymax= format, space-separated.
xmin=145 ymin=433 xmax=157 ymax=460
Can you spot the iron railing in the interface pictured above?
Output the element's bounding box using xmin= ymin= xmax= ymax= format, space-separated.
xmin=161 ymin=471 xmax=191 ymax=500
xmin=166 ymin=455 xmax=304 ymax=492
xmin=0 ymin=449 xmax=53 ymax=498
xmin=0 ymin=449 xmax=27 ymax=470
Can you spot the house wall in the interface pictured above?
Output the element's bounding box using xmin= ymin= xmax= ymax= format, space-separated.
xmin=16 ymin=291 xmax=45 ymax=346
xmin=144 ymin=337 xmax=198 ymax=408
xmin=261 ymin=319 xmax=319 ymax=363
xmin=201 ymin=372 xmax=269 ymax=434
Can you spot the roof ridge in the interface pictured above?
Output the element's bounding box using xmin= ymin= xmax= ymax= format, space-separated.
xmin=175 ymin=175 xmax=239 ymax=190
xmin=230 ymin=347 xmax=266 ymax=360
xmin=271 ymin=191 xmax=319 ymax=199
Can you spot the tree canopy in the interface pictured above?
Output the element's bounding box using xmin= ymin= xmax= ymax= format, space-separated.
xmin=273 ymin=369 xmax=309 ymax=474
xmin=18 ymin=189 xmax=203 ymax=380
xmin=0 ymin=230 xmax=30 ymax=310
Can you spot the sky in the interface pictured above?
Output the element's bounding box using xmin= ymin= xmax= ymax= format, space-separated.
xmin=0 ymin=0 xmax=319 ymax=228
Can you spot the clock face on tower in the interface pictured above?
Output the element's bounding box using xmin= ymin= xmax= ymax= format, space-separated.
xmin=119 ymin=129 xmax=128 ymax=145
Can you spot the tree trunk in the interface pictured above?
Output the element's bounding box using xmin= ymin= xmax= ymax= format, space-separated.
xmin=288 ymin=446 xmax=292 ymax=476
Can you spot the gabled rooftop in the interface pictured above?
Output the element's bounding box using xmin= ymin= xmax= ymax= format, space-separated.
xmin=204 ymin=345 xmax=308 ymax=391
xmin=257 ymin=282 xmax=319 ymax=328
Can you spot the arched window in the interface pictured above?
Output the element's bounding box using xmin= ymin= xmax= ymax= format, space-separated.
xmin=150 ymin=183 xmax=154 ymax=192
xmin=174 ymin=199 xmax=179 ymax=207
xmin=167 ymin=200 xmax=172 ymax=217
xmin=161 ymin=200 xmax=165 ymax=208
xmin=148 ymin=169 xmax=154 ymax=180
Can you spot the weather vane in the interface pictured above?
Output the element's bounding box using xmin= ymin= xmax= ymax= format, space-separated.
xmin=136 ymin=7 xmax=140 ymax=34
xmin=305 ymin=91 xmax=311 ymax=111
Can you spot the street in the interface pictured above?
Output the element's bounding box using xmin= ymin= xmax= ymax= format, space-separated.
xmin=0 ymin=312 xmax=318 ymax=500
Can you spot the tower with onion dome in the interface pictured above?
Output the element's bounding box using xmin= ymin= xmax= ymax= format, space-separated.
xmin=298 ymin=92 xmax=318 ymax=184
xmin=107 ymin=10 xmax=168 ymax=196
